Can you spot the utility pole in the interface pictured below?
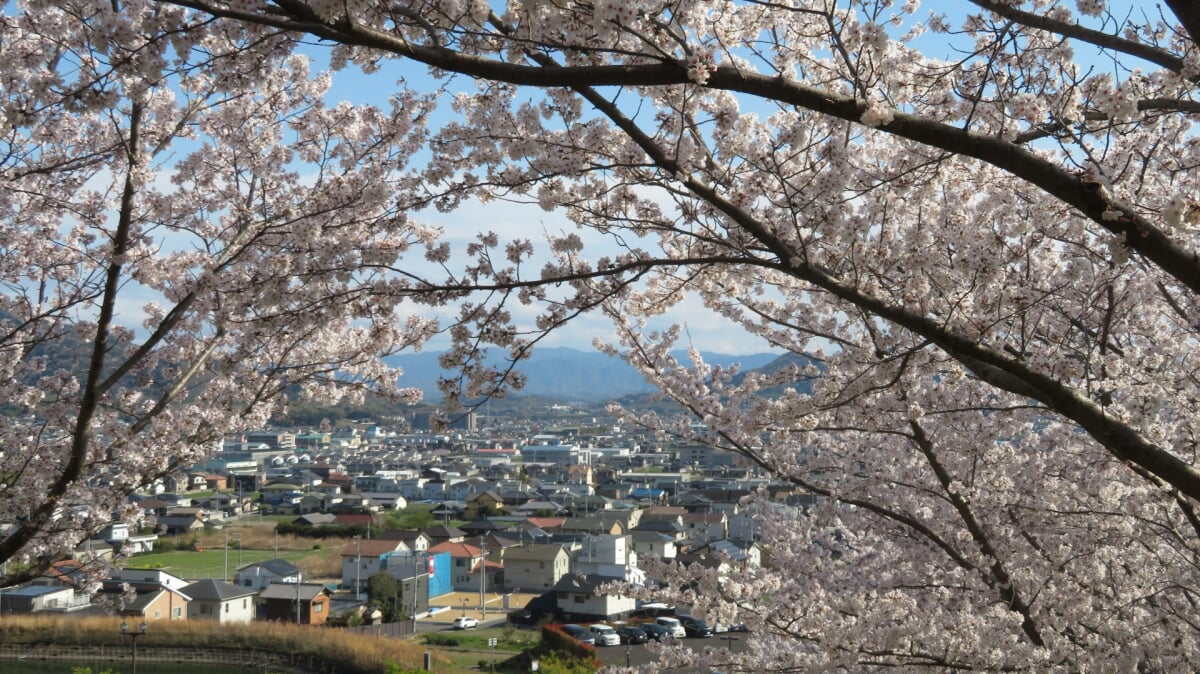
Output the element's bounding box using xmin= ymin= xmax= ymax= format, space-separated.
xmin=411 ymin=552 xmax=421 ymax=633
xmin=479 ymin=540 xmax=487 ymax=616
xmin=354 ymin=534 xmax=362 ymax=599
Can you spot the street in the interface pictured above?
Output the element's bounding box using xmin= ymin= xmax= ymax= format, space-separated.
xmin=594 ymin=632 xmax=749 ymax=670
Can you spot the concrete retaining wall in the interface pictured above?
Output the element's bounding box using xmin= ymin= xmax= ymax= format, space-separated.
xmin=0 ymin=642 xmax=328 ymax=673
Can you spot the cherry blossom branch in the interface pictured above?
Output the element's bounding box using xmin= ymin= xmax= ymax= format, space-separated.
xmin=164 ymin=0 xmax=1200 ymax=300
xmin=909 ymin=419 xmax=1045 ymax=647
xmin=966 ymin=0 xmax=1187 ymax=74
xmin=0 ymin=103 xmax=145 ymax=572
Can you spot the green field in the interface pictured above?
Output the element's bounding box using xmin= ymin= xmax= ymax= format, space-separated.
xmin=126 ymin=548 xmax=322 ymax=579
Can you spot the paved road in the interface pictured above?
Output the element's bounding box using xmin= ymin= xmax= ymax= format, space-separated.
xmin=594 ymin=633 xmax=749 ymax=670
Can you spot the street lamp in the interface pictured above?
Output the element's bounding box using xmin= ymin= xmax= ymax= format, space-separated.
xmin=119 ymin=620 xmax=148 ymax=674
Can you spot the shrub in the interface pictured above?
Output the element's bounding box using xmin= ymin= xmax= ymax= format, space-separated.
xmin=540 ymin=624 xmax=596 ymax=660
xmin=423 ymin=633 xmax=461 ymax=647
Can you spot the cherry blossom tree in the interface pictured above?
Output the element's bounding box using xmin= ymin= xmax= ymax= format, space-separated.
xmin=0 ymin=2 xmax=457 ymax=585
xmin=13 ymin=0 xmax=1200 ymax=669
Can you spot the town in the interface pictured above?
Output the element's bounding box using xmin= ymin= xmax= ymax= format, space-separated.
xmin=0 ymin=402 xmax=803 ymax=664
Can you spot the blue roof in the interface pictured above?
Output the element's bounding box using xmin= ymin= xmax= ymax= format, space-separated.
xmin=7 ymin=585 xmax=67 ymax=597
xmin=631 ymin=488 xmax=666 ymax=498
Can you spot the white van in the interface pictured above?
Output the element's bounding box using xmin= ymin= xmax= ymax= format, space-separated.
xmin=588 ymin=622 xmax=621 ymax=646
xmin=655 ymin=616 xmax=687 ymax=638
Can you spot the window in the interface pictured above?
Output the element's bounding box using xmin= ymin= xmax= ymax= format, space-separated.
xmin=574 ymin=595 xmax=585 ymax=604
xmin=539 ymin=562 xmax=545 ymax=569
xmin=172 ymin=606 xmax=182 ymax=618
xmin=315 ymin=603 xmax=324 ymax=613
xmin=225 ymin=604 xmax=230 ymax=613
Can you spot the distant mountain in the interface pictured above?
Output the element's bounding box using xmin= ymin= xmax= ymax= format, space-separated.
xmin=384 ymin=346 xmax=782 ymax=401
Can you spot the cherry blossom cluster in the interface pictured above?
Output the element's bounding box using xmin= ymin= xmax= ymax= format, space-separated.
xmin=14 ymin=0 xmax=1200 ymax=670
xmin=685 ymin=47 xmax=718 ymax=85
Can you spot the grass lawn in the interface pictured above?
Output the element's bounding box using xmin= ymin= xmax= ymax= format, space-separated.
xmin=423 ymin=626 xmax=540 ymax=653
xmin=127 ymin=548 xmax=325 ymax=579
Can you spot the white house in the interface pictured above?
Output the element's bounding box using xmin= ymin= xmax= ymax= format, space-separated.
xmin=234 ymin=558 xmax=304 ymax=591
xmin=573 ymin=534 xmax=644 ymax=586
xmin=552 ymin=573 xmax=637 ymax=621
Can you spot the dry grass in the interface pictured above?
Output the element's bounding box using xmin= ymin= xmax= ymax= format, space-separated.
xmin=194 ymin=521 xmax=347 ymax=552
xmin=163 ymin=520 xmax=351 ymax=582
xmin=0 ymin=615 xmax=449 ymax=673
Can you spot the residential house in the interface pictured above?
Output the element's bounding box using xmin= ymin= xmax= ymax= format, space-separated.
xmin=258 ymin=582 xmax=332 ymax=624
xmin=683 ymin=511 xmax=728 ymax=543
xmin=378 ymin=529 xmax=431 ymax=552
xmin=109 ymin=568 xmax=190 ymax=592
xmin=513 ymin=500 xmax=567 ymax=517
xmin=429 ymin=501 xmax=465 ymax=522
xmin=0 ymin=585 xmax=81 ymax=614
xmin=446 ymin=478 xmax=491 ymax=503
xmin=292 ymin=513 xmax=337 ymax=527
xmin=98 ymin=570 xmax=192 ymax=620
xmin=234 ymin=558 xmax=303 ymax=591
xmin=551 ymin=573 xmax=637 ymax=622
xmin=464 ymin=489 xmax=505 ymax=519
xmin=626 ymin=486 xmax=668 ymax=503
xmin=182 ymin=579 xmax=256 ymax=623
xmin=426 ymin=541 xmax=485 ymax=591
xmin=726 ymin=513 xmax=761 ymax=543
xmin=558 ymin=516 xmax=624 ymax=537
xmin=630 ymin=530 xmax=678 ymax=561
xmin=523 ymin=517 xmax=566 ymax=535
xmin=573 ymin=534 xmax=643 ymax=585
xmin=119 ymin=585 xmax=191 ymax=621
xmin=333 ymin=513 xmax=375 ymax=530
xmin=572 ymin=494 xmax=613 ymax=513
xmin=632 ymin=517 xmax=686 ymax=538
xmin=566 ymin=465 xmax=594 ymax=487
xmin=156 ymin=512 xmax=206 ymax=536
xmin=689 ymin=539 xmax=762 ymax=569
xmin=361 ymin=492 xmax=408 ymax=511
xmin=639 ymin=505 xmax=688 ymax=523
xmin=458 ymin=517 xmax=513 ymax=538
xmin=341 ymin=539 xmax=408 ymax=594
xmin=423 ymin=524 xmax=467 ymax=546
xmin=501 ymin=544 xmax=570 ymax=592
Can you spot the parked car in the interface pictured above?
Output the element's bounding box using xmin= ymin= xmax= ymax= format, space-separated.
xmin=640 ymin=622 xmax=672 ymax=642
xmin=452 ymin=616 xmax=478 ymax=630
xmin=560 ymin=623 xmax=597 ymax=645
xmin=655 ymin=616 xmax=687 ymax=638
xmin=617 ymin=625 xmax=649 ymax=644
xmin=679 ymin=614 xmax=714 ymax=638
xmin=588 ymin=622 xmax=621 ymax=646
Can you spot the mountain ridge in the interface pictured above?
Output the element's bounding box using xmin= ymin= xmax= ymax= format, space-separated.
xmin=384 ymin=346 xmax=783 ymax=401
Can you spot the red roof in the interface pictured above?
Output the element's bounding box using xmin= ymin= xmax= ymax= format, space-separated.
xmin=525 ymin=517 xmax=565 ymax=530
xmin=427 ymin=541 xmax=483 ymax=557
xmin=334 ymin=514 xmax=373 ymax=526
xmin=340 ymin=539 xmax=406 ymax=558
